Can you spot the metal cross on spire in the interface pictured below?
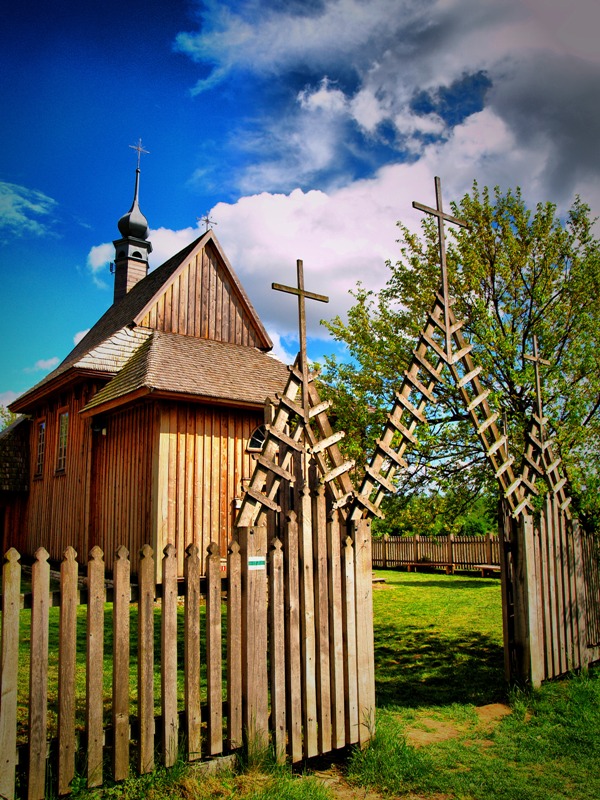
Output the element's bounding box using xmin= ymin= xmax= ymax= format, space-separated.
xmin=129 ymin=138 xmax=149 ymax=169
xmin=272 ymin=259 xmax=329 ymax=420
xmin=413 ymin=176 xmax=468 ymax=360
xmin=524 ymin=335 xmax=551 ymax=443
xmin=198 ymin=212 xmax=217 ymax=232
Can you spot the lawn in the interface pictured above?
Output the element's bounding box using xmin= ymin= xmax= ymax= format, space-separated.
xmin=9 ymin=568 xmax=600 ymax=799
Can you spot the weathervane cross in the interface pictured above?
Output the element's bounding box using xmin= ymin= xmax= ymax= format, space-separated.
xmin=198 ymin=212 xmax=217 ymax=232
xmin=129 ymin=138 xmax=149 ymax=169
xmin=413 ymin=177 xmax=468 ymax=360
xmin=273 ymin=260 xmax=329 ymax=419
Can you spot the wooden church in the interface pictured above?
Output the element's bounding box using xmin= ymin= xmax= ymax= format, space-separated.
xmin=0 ymin=160 xmax=289 ymax=573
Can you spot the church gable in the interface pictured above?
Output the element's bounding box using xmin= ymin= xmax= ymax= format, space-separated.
xmin=136 ymin=235 xmax=272 ymax=350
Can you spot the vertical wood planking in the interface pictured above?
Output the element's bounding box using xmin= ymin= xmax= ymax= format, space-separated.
xmin=227 ymin=539 xmax=243 ymax=750
xmin=298 ymin=476 xmax=318 ymax=758
xmin=327 ymin=511 xmax=346 ymax=750
xmin=354 ymin=519 xmax=376 ymax=744
xmin=0 ymin=549 xmax=21 ymax=800
xmin=546 ymin=495 xmax=560 ymax=677
xmin=342 ymin=534 xmax=358 ymax=744
xmin=28 ymin=547 xmax=50 ymax=800
xmin=566 ymin=517 xmax=580 ymax=670
xmin=539 ymin=510 xmax=552 ymax=678
xmin=86 ymin=547 xmax=105 ymax=788
xmin=573 ymin=523 xmax=590 ymax=670
xmin=269 ymin=537 xmax=286 ymax=762
xmin=283 ymin=512 xmax=303 ymax=762
xmin=112 ymin=546 xmax=130 ymax=782
xmin=312 ymin=484 xmax=331 ymax=754
xmin=552 ymin=497 xmax=567 ymax=675
xmin=239 ymin=524 xmax=269 ymax=754
xmin=184 ymin=544 xmax=202 ymax=761
xmin=138 ymin=545 xmax=155 ymax=774
xmin=58 ymin=547 xmax=78 ymax=795
xmin=206 ymin=542 xmax=223 ymax=755
xmin=161 ymin=544 xmax=179 ymax=766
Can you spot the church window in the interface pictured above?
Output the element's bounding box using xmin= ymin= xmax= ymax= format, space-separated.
xmin=56 ymin=410 xmax=69 ymax=472
xmin=35 ymin=420 xmax=46 ymax=476
xmin=247 ymin=424 xmax=266 ymax=452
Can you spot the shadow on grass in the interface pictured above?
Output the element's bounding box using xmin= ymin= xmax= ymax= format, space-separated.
xmin=375 ymin=622 xmax=506 ymax=709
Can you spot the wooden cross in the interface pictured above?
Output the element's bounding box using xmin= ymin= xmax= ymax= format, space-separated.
xmin=524 ymin=335 xmax=550 ymax=441
xmin=273 ymin=259 xmax=329 ymax=419
xmin=413 ymin=176 xmax=468 ymax=360
xmin=129 ymin=138 xmax=149 ymax=169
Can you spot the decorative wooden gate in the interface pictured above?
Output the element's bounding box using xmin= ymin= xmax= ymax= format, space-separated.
xmin=232 ymin=260 xmax=376 ymax=760
xmin=353 ymin=177 xmax=600 ymax=685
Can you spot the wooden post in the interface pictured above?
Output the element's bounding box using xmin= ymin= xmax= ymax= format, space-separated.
xmin=86 ymin=547 xmax=105 ymax=788
xmin=283 ymin=511 xmax=303 ymax=762
xmin=342 ymin=534 xmax=358 ymax=744
xmin=312 ymin=483 xmax=331 ymax=754
xmin=327 ymin=510 xmax=346 ymax=750
xmin=138 ymin=545 xmax=155 ymax=773
xmin=185 ymin=543 xmax=202 ymax=761
xmin=413 ymin=533 xmax=420 ymax=569
xmin=498 ymin=503 xmax=514 ymax=682
xmin=161 ymin=543 xmax=179 ymax=766
xmin=269 ymin=537 xmax=286 ymax=762
xmin=239 ymin=523 xmax=269 ymax=756
xmin=58 ymin=547 xmax=78 ymax=796
xmin=486 ymin=531 xmax=493 ymax=565
xmin=112 ymin=545 xmax=130 ymax=782
xmin=382 ymin=534 xmax=389 ymax=569
xmin=446 ymin=534 xmax=454 ymax=574
xmin=227 ymin=539 xmax=242 ymax=750
xmin=573 ymin=523 xmax=590 ymax=670
xmin=0 ymin=548 xmax=21 ymax=800
xmin=206 ymin=542 xmax=223 ymax=755
xmin=298 ymin=477 xmax=318 ymax=758
xmin=28 ymin=547 xmax=50 ymax=800
xmin=353 ymin=519 xmax=375 ymax=745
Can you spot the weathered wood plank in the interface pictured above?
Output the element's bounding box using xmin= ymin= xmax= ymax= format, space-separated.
xmin=227 ymin=539 xmax=243 ymax=750
xmin=298 ymin=478 xmax=318 ymax=759
xmin=206 ymin=542 xmax=223 ymax=755
xmin=138 ymin=545 xmax=155 ymax=773
xmin=0 ymin=549 xmax=21 ymax=800
xmin=58 ymin=547 xmax=78 ymax=795
xmin=161 ymin=543 xmax=179 ymax=766
xmin=28 ymin=547 xmax=50 ymax=800
xmin=112 ymin=545 xmax=130 ymax=782
xmin=269 ymin=537 xmax=286 ymax=762
xmin=239 ymin=524 xmax=269 ymax=754
xmin=353 ymin=520 xmax=376 ymax=744
xmin=283 ymin=512 xmax=303 ymax=762
xmin=86 ymin=547 xmax=105 ymax=788
xmin=342 ymin=535 xmax=358 ymax=745
xmin=184 ymin=543 xmax=202 ymax=761
xmin=312 ymin=484 xmax=332 ymax=754
xmin=327 ymin=512 xmax=346 ymax=750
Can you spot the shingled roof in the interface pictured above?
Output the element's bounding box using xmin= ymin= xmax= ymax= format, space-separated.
xmin=81 ymin=332 xmax=289 ymax=415
xmin=11 ymin=230 xmax=273 ymax=413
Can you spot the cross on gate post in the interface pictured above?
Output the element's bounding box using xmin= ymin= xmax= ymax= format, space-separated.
xmin=272 ymin=259 xmax=329 ymax=421
xmin=524 ymin=335 xmax=551 ymax=444
xmin=413 ymin=177 xmax=468 ymax=361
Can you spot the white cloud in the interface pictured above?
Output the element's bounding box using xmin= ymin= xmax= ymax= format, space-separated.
xmin=0 ymin=181 xmax=58 ymax=240
xmin=73 ymin=329 xmax=90 ymax=345
xmin=24 ymin=357 xmax=59 ymax=374
xmin=265 ymin=330 xmax=296 ymax=365
xmin=0 ymin=390 xmax=21 ymax=408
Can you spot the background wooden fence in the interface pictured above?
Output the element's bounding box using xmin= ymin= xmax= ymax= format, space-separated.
xmin=0 ymin=516 xmax=374 ymax=799
xmin=372 ymin=533 xmax=500 ymax=572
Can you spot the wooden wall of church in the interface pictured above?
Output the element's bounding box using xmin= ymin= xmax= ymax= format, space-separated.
xmin=152 ymin=401 xmax=263 ymax=576
xmin=138 ymin=243 xmax=265 ymax=348
xmin=89 ymin=403 xmax=156 ymax=574
xmin=23 ymin=385 xmax=94 ymax=563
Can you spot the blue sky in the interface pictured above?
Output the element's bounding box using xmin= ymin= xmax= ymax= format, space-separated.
xmin=2 ymin=0 xmax=600 ymax=407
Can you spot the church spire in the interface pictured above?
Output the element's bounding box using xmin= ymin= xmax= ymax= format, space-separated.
xmin=113 ymin=139 xmax=153 ymax=304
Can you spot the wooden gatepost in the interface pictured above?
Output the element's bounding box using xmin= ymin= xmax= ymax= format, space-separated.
xmin=351 ymin=176 xmax=600 ymax=687
xmin=233 ymin=260 xmax=376 ymax=762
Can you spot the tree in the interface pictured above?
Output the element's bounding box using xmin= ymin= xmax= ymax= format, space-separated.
xmin=0 ymin=405 xmax=17 ymax=431
xmin=319 ymin=185 xmax=600 ymax=532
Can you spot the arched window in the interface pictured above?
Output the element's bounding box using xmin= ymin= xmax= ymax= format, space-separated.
xmin=247 ymin=424 xmax=266 ymax=452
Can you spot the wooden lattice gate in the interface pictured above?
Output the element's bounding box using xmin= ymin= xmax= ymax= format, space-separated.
xmin=233 ymin=261 xmax=376 ymax=760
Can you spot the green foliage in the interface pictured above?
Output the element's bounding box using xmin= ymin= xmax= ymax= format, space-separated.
xmin=320 ymin=184 xmax=600 ymax=529
xmin=0 ymin=404 xmax=17 ymax=431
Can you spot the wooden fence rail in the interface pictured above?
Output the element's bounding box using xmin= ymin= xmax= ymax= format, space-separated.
xmin=0 ymin=518 xmax=373 ymax=799
xmin=371 ymin=533 xmax=500 ymax=572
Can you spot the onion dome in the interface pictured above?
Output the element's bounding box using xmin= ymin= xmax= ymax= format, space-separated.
xmin=117 ymin=168 xmax=150 ymax=240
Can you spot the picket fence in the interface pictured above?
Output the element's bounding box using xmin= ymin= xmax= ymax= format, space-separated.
xmin=0 ymin=518 xmax=374 ymax=800
xmin=371 ymin=533 xmax=500 ymax=572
